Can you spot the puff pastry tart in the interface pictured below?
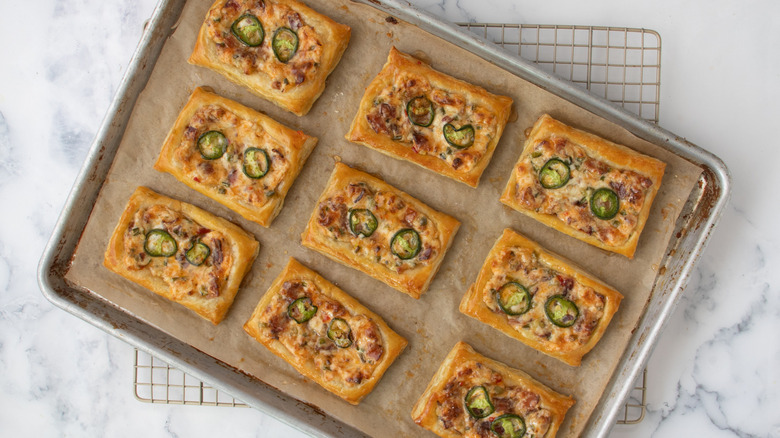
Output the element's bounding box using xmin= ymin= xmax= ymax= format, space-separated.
xmin=346 ymin=47 xmax=513 ymax=187
xmin=243 ymin=258 xmax=408 ymax=404
xmin=301 ymin=162 xmax=460 ymax=299
xmin=103 ymin=187 xmax=259 ymax=324
xmin=460 ymin=229 xmax=623 ymax=366
xmin=501 ymin=114 xmax=666 ymax=258
xmin=411 ymin=342 xmax=575 ymax=438
xmin=189 ymin=0 xmax=351 ymax=116
xmin=155 ymin=87 xmax=317 ymax=227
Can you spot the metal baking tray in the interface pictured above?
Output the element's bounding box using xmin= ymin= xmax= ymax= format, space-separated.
xmin=38 ymin=0 xmax=730 ymax=436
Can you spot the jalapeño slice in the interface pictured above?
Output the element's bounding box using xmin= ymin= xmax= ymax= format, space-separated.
xmin=288 ymin=297 xmax=318 ymax=324
xmin=391 ymin=229 xmax=421 ymax=260
xmin=406 ymin=96 xmax=434 ymax=127
xmin=144 ymin=229 xmax=178 ymax=257
xmin=272 ymin=27 xmax=299 ymax=63
xmin=539 ymin=158 xmax=571 ymax=189
xmin=491 ymin=414 xmax=526 ymax=438
xmin=464 ymin=386 xmax=494 ymax=419
xmin=243 ymin=147 xmax=270 ymax=179
xmin=349 ymin=209 xmax=378 ymax=237
xmin=231 ymin=14 xmax=264 ymax=47
xmin=327 ymin=318 xmax=352 ymax=348
xmin=590 ymin=187 xmax=620 ymax=219
xmin=198 ymin=131 xmax=228 ymax=160
xmin=442 ymin=123 xmax=475 ymax=149
xmin=185 ymin=241 xmax=210 ymax=266
xmin=545 ymin=295 xmax=579 ymax=328
xmin=496 ymin=282 xmax=531 ymax=316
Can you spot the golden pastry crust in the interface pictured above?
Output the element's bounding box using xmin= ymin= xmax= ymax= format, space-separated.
xmin=346 ymin=47 xmax=513 ymax=187
xmin=103 ymin=187 xmax=259 ymax=324
xmin=189 ymin=0 xmax=351 ymax=116
xmin=243 ymin=258 xmax=408 ymax=404
xmin=300 ymin=162 xmax=460 ymax=299
xmin=154 ymin=87 xmax=317 ymax=227
xmin=500 ymin=114 xmax=666 ymax=258
xmin=411 ymin=342 xmax=575 ymax=438
xmin=459 ymin=228 xmax=623 ymax=366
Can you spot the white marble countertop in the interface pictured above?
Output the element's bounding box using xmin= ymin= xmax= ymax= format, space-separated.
xmin=2 ymin=0 xmax=778 ymax=436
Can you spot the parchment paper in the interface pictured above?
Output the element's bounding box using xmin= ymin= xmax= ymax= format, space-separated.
xmin=66 ymin=0 xmax=702 ymax=436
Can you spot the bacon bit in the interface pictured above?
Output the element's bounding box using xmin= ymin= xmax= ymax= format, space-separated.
xmin=184 ymin=126 xmax=198 ymax=140
xmin=475 ymin=421 xmax=492 ymax=435
xmin=205 ymin=273 xmax=220 ymax=297
xmin=403 ymin=208 xmax=418 ymax=225
xmin=405 ymin=78 xmax=417 ymax=88
xmin=520 ymin=187 xmax=540 ymax=208
xmin=197 ymin=227 xmax=211 ymax=235
xmin=286 ymin=11 xmax=303 ymax=30
xmin=557 ymin=274 xmax=574 ymax=291
xmin=412 ymin=131 xmax=431 ymax=153
xmin=193 ymin=176 xmax=201 ymax=183
xmin=456 ymin=367 xmax=473 ymax=378
xmin=418 ymin=246 xmax=433 ymax=261
xmin=431 ymin=91 xmax=456 ymax=106
xmin=199 ymin=162 xmax=214 ymax=175
xmin=640 ymin=176 xmax=653 ymax=188
xmin=452 ymin=157 xmax=463 ymax=169
xmin=439 ymin=400 xmax=462 ymax=430
xmin=366 ymin=111 xmax=388 ymax=135
xmin=227 ymin=169 xmax=238 ymax=185
xmin=317 ymin=199 xmax=348 ymax=231
xmin=361 ymin=322 xmax=384 ymax=362
xmin=292 ymin=63 xmax=310 ymax=84
xmin=272 ymin=81 xmax=282 ymax=90
xmin=347 ymin=374 xmax=365 ymax=384
xmin=379 ymin=102 xmax=395 ymax=119
xmin=610 ymin=181 xmax=628 ymax=199
xmin=267 ymin=313 xmax=286 ymax=339
xmin=552 ymin=136 xmax=568 ymax=153
xmin=212 ymin=239 xmax=224 ymax=267
xmin=516 ymin=388 xmax=541 ymax=411
xmin=583 ymin=158 xmax=610 ymax=175
xmin=628 ymin=186 xmax=643 ymax=204
xmin=280 ymin=281 xmax=302 ymax=301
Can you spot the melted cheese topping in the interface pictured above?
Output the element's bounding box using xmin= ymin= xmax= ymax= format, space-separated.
xmin=205 ymin=0 xmax=323 ymax=92
xmin=365 ymin=72 xmax=499 ymax=173
xmin=433 ymin=360 xmax=553 ymax=437
xmin=258 ymin=280 xmax=385 ymax=385
xmin=482 ymin=246 xmax=606 ymax=352
xmin=174 ymin=104 xmax=290 ymax=207
xmin=122 ymin=204 xmax=233 ymax=300
xmin=512 ymin=136 xmax=654 ymax=247
xmin=314 ymin=181 xmax=442 ymax=274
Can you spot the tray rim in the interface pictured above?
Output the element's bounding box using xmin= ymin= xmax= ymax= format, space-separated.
xmin=38 ymin=0 xmax=731 ymax=436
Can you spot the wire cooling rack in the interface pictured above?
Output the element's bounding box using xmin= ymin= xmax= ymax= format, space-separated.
xmin=460 ymin=23 xmax=661 ymax=123
xmin=133 ymin=23 xmax=661 ymax=425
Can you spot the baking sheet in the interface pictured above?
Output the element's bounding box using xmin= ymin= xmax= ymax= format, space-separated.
xmin=65 ymin=0 xmax=701 ymax=436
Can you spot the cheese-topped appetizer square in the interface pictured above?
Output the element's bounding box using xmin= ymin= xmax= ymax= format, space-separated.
xmin=411 ymin=342 xmax=575 ymax=438
xmin=500 ymin=114 xmax=666 ymax=258
xmin=346 ymin=47 xmax=513 ymax=187
xmin=301 ymin=162 xmax=460 ymax=299
xmin=189 ymin=0 xmax=351 ymax=116
xmin=155 ymin=87 xmax=317 ymax=228
xmin=103 ymin=187 xmax=259 ymax=324
xmin=243 ymin=258 xmax=408 ymax=404
xmin=460 ymin=229 xmax=623 ymax=366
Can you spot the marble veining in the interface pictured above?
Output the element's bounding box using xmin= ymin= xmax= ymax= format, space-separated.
xmin=2 ymin=0 xmax=778 ymax=437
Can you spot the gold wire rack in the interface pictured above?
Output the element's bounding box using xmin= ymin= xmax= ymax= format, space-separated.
xmin=133 ymin=23 xmax=660 ymax=425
